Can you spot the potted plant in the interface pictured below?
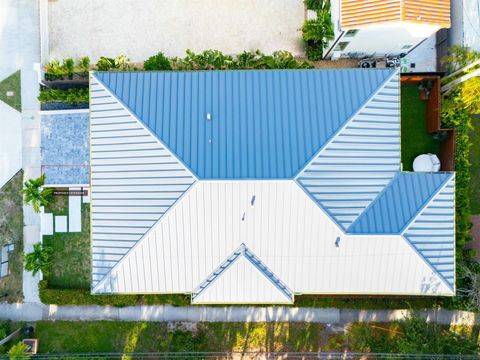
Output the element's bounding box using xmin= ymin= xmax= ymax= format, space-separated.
xmin=419 ymin=80 xmax=433 ymax=100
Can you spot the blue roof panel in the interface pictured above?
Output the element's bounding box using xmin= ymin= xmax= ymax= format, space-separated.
xmin=348 ymin=172 xmax=452 ymax=234
xmin=95 ymin=69 xmax=395 ymax=179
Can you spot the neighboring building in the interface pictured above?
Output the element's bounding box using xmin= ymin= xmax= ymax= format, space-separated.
xmin=89 ymin=69 xmax=455 ymax=304
xmin=325 ymin=0 xmax=451 ymax=59
xmin=449 ymin=0 xmax=480 ymax=52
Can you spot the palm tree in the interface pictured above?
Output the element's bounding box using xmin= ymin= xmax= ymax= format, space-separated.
xmin=23 ymin=242 xmax=53 ymax=276
xmin=22 ymin=174 xmax=53 ymax=213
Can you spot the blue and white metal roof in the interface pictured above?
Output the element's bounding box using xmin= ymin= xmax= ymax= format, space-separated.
xmin=90 ymin=69 xmax=456 ymax=303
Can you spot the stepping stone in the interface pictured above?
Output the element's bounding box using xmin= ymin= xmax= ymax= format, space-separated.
xmin=40 ymin=213 xmax=53 ymax=236
xmin=69 ymin=188 xmax=82 ymax=232
xmin=55 ymin=216 xmax=67 ymax=233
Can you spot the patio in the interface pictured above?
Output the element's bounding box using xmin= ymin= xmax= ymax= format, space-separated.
xmin=41 ymin=110 xmax=89 ymax=186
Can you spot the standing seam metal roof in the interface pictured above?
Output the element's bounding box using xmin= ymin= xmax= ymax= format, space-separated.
xmin=90 ymin=69 xmax=456 ymax=301
xmin=94 ymin=70 xmax=394 ymax=179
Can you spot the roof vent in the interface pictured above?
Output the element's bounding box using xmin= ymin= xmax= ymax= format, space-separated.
xmin=335 ymin=237 xmax=341 ymax=248
xmin=251 ymin=195 xmax=256 ymax=206
xmin=207 ymin=112 xmax=211 ymax=121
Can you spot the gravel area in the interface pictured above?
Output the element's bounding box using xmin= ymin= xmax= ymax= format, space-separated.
xmin=48 ymin=0 xmax=305 ymax=62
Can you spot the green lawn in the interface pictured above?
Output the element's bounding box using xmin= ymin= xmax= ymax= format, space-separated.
xmin=42 ymin=195 xmax=91 ymax=289
xmin=0 ymin=171 xmax=24 ymax=302
xmin=401 ymin=84 xmax=440 ymax=171
xmin=0 ymin=71 xmax=21 ymax=112
xmin=30 ymin=320 xmax=480 ymax=355
xmin=35 ymin=321 xmax=322 ymax=353
xmin=470 ymin=116 xmax=480 ymax=215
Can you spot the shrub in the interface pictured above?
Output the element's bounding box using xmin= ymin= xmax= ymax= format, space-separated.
xmin=144 ymin=52 xmax=172 ymax=71
xmin=38 ymin=88 xmax=89 ymax=103
xmin=23 ymin=243 xmax=53 ymax=277
xmin=45 ymin=57 xmax=89 ymax=80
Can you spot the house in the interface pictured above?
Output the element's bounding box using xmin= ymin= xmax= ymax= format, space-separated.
xmin=89 ymin=69 xmax=455 ymax=304
xmin=325 ymin=0 xmax=451 ymax=59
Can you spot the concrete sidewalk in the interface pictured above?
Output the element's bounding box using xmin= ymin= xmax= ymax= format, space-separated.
xmin=0 ymin=303 xmax=478 ymax=325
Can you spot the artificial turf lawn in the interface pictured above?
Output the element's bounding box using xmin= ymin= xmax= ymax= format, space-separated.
xmin=42 ymin=198 xmax=91 ymax=289
xmin=470 ymin=117 xmax=480 ymax=215
xmin=34 ymin=321 xmax=323 ymax=353
xmin=401 ymin=84 xmax=440 ymax=171
xmin=0 ymin=70 xmax=21 ymax=112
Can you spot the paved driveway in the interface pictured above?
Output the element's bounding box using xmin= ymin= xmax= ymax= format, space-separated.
xmin=48 ymin=0 xmax=305 ymax=62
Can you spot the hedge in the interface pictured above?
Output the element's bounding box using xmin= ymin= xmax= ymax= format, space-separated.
xmin=39 ymin=280 xmax=458 ymax=309
xmin=39 ymin=280 xmax=190 ymax=307
xmin=38 ymin=88 xmax=89 ymax=104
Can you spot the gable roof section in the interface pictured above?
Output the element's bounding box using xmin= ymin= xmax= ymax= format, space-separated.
xmin=89 ymin=75 xmax=196 ymax=288
xmin=297 ymin=71 xmax=400 ymax=230
xmin=340 ymin=0 xmax=451 ymax=29
xmin=192 ymin=244 xmax=293 ymax=304
xmin=348 ymin=172 xmax=453 ymax=234
xmin=94 ymin=69 xmax=395 ymax=179
xmin=403 ymin=175 xmax=455 ymax=290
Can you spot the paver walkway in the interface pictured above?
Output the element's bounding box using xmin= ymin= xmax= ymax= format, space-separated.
xmin=19 ymin=0 xmax=42 ymax=303
xmin=0 ymin=303 xmax=478 ymax=326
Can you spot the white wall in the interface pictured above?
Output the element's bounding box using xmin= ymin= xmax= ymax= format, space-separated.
xmin=448 ymin=0 xmax=480 ymax=52
xmin=328 ymin=22 xmax=440 ymax=58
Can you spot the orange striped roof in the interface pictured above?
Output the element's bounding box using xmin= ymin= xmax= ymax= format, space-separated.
xmin=341 ymin=0 xmax=451 ymax=29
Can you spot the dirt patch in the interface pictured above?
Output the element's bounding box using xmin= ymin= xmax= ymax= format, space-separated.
xmin=312 ymin=58 xmax=358 ymax=69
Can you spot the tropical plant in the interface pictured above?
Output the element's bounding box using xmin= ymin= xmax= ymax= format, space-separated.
xmin=76 ymin=56 xmax=91 ymax=77
xmin=114 ymin=54 xmax=134 ymax=71
xmin=96 ymin=55 xmax=135 ymax=71
xmin=23 ymin=243 xmax=53 ymax=277
xmin=144 ymin=52 xmax=171 ymax=71
xmin=442 ymin=45 xmax=480 ymax=73
xmin=7 ymin=341 xmax=30 ymax=360
xmin=305 ymin=0 xmax=325 ymax=11
xmin=96 ymin=56 xmax=116 ymax=71
xmin=22 ymin=174 xmax=53 ymax=213
xmin=302 ymin=3 xmax=334 ymax=60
